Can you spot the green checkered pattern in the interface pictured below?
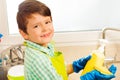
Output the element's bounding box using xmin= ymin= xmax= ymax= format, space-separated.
xmin=24 ymin=40 xmax=62 ymax=80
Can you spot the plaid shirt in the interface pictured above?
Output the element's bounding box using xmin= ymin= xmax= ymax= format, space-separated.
xmin=24 ymin=40 xmax=62 ymax=80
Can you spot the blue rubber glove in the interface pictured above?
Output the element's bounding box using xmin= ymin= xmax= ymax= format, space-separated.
xmin=72 ymin=55 xmax=91 ymax=73
xmin=80 ymin=64 xmax=117 ymax=80
xmin=0 ymin=34 xmax=3 ymax=38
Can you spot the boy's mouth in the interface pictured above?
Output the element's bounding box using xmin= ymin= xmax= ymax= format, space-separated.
xmin=40 ymin=32 xmax=51 ymax=38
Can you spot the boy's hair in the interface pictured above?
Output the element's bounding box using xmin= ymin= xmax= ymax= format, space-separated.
xmin=17 ymin=0 xmax=52 ymax=33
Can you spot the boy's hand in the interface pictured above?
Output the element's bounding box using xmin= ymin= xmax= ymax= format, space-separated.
xmin=80 ymin=64 xmax=117 ymax=80
xmin=72 ymin=55 xmax=91 ymax=73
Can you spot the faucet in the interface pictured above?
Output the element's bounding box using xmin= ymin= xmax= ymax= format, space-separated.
xmin=101 ymin=27 xmax=120 ymax=65
xmin=102 ymin=27 xmax=120 ymax=39
xmin=0 ymin=44 xmax=24 ymax=68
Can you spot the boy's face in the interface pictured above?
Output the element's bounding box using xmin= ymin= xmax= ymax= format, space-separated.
xmin=20 ymin=13 xmax=54 ymax=47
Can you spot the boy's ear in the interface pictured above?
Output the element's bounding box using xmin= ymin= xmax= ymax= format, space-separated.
xmin=19 ymin=30 xmax=28 ymax=40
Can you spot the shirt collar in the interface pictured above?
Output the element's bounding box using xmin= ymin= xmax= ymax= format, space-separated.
xmin=24 ymin=40 xmax=54 ymax=56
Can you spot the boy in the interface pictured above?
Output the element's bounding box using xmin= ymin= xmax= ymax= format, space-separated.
xmin=17 ymin=0 xmax=116 ymax=80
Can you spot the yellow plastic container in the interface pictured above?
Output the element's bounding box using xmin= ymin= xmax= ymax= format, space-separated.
xmin=8 ymin=75 xmax=24 ymax=80
xmin=7 ymin=65 xmax=24 ymax=80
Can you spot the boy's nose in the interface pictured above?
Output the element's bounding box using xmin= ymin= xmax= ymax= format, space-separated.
xmin=41 ymin=25 xmax=48 ymax=31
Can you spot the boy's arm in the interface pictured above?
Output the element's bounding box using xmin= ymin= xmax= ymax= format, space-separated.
xmin=66 ymin=55 xmax=91 ymax=75
xmin=66 ymin=64 xmax=74 ymax=75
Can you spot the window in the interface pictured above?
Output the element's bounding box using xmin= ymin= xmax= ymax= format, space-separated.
xmin=6 ymin=0 xmax=120 ymax=35
xmin=6 ymin=0 xmax=22 ymax=35
xmin=1 ymin=0 xmax=120 ymax=46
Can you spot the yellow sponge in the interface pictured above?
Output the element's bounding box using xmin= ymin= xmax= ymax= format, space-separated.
xmin=81 ymin=50 xmax=112 ymax=76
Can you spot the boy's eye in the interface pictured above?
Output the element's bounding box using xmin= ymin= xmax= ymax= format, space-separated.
xmin=45 ymin=21 xmax=51 ymax=24
xmin=34 ymin=25 xmax=39 ymax=28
